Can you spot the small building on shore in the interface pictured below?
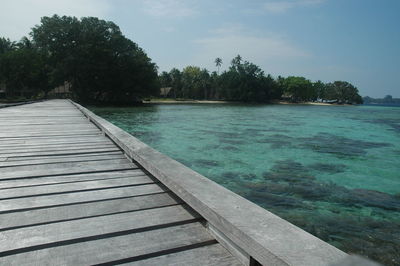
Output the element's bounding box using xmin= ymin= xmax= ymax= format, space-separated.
xmin=160 ymin=87 xmax=172 ymax=97
xmin=48 ymin=81 xmax=72 ymax=98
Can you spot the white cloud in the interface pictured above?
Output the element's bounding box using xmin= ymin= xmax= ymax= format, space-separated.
xmin=263 ymin=0 xmax=325 ymax=13
xmin=0 ymin=0 xmax=110 ymax=41
xmin=193 ymin=25 xmax=309 ymax=71
xmin=141 ymin=0 xmax=197 ymax=18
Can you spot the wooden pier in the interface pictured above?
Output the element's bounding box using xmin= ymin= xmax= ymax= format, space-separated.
xmin=0 ymin=100 xmax=350 ymax=265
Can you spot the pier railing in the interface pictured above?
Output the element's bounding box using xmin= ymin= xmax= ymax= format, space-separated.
xmin=72 ymin=101 xmax=348 ymax=266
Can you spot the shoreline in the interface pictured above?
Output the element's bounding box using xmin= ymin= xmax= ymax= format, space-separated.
xmin=142 ymin=99 xmax=231 ymax=104
xmin=143 ymin=99 xmax=354 ymax=106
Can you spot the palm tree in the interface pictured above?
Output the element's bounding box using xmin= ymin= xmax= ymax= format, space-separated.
xmin=214 ymin=57 xmax=222 ymax=75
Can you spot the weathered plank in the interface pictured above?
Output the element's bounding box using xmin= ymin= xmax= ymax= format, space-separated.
xmin=0 ymin=143 xmax=116 ymax=154
xmin=0 ymin=175 xmax=155 ymax=199
xmin=0 ymin=222 xmax=216 ymax=266
xmin=0 ymin=152 xmax=125 ymax=168
xmin=2 ymin=151 xmax=122 ymax=161
xmin=0 ymin=138 xmax=113 ymax=149
xmin=0 ymin=205 xmax=200 ymax=253
xmin=0 ymin=192 xmax=181 ymax=230
xmin=0 ymin=184 xmax=167 ymax=213
xmin=0 ymin=169 xmax=145 ymax=189
xmin=0 ymin=160 xmax=137 ymax=180
xmin=0 ymin=147 xmax=122 ymax=161
xmin=126 ymin=243 xmax=243 ymax=266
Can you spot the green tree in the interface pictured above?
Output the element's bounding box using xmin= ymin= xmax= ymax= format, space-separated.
xmin=169 ymin=68 xmax=182 ymax=98
xmin=0 ymin=38 xmax=51 ymax=98
xmin=182 ymin=66 xmax=202 ymax=99
xmin=0 ymin=38 xmax=15 ymax=55
xmin=313 ymin=80 xmax=326 ymax=101
xmin=214 ymin=57 xmax=222 ymax=75
xmin=218 ymin=55 xmax=276 ymax=102
xmin=282 ymin=76 xmax=313 ymax=102
xmin=326 ymin=81 xmax=363 ymax=104
xmin=159 ymin=71 xmax=172 ymax=87
xmin=30 ymin=15 xmax=158 ymax=104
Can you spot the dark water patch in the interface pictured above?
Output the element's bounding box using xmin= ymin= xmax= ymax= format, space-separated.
xmin=216 ymin=131 xmax=242 ymax=139
xmin=175 ymin=158 xmax=193 ymax=167
xmin=262 ymin=160 xmax=400 ymax=211
xmin=204 ymin=144 xmax=221 ymax=150
xmin=220 ymin=145 xmax=240 ymax=151
xmin=392 ymin=150 xmax=400 ymax=156
xmin=308 ymin=163 xmax=347 ymax=174
xmin=347 ymin=189 xmax=400 ymax=211
xmin=193 ymin=159 xmax=220 ymax=168
xmin=247 ymin=191 xmax=310 ymax=209
xmin=285 ymin=212 xmax=400 ymax=266
xmin=287 ymin=182 xmax=334 ymax=200
xmin=241 ymin=173 xmax=257 ymax=180
xmin=371 ymin=119 xmax=400 ymax=133
xmin=221 ymin=171 xmax=239 ymax=179
xmin=218 ymin=138 xmax=246 ymax=145
xmin=299 ymin=133 xmax=392 ymax=157
xmin=257 ymin=134 xmax=294 ymax=149
xmin=262 ymin=160 xmax=315 ymax=183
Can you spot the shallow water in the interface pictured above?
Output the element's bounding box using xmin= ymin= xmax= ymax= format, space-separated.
xmin=91 ymin=103 xmax=400 ymax=265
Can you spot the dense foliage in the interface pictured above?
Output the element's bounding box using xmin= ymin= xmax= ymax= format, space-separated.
xmin=159 ymin=55 xmax=363 ymax=104
xmin=0 ymin=15 xmax=158 ymax=103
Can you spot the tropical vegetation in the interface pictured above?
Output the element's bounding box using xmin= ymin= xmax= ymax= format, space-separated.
xmin=1 ymin=15 xmax=363 ymax=104
xmin=0 ymin=15 xmax=158 ymax=104
xmin=159 ymin=55 xmax=363 ymax=104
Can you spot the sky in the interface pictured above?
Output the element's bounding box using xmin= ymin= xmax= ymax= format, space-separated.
xmin=1 ymin=0 xmax=399 ymax=97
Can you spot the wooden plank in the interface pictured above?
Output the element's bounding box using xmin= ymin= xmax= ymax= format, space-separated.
xmin=0 ymin=192 xmax=181 ymax=230
xmin=0 ymin=222 xmax=215 ymax=265
xmin=0 ymin=147 xmax=122 ymax=160
xmin=0 ymin=169 xmax=146 ymax=189
xmin=0 ymin=160 xmax=137 ymax=180
xmin=0 ymin=129 xmax=101 ymax=138
xmin=0 ymin=124 xmax=97 ymax=131
xmin=0 ymin=175 xmax=155 ymax=200
xmin=126 ymin=243 xmax=243 ymax=266
xmin=0 ymin=132 xmax=102 ymax=140
xmin=0 ymin=138 xmax=113 ymax=149
xmin=0 ymin=143 xmax=116 ymax=154
xmin=0 ymin=134 xmax=104 ymax=144
xmin=0 ymin=153 xmax=125 ymax=168
xmin=0 ymin=183 xmax=167 ymax=213
xmin=1 ymin=151 xmax=123 ymax=163
xmin=0 ymin=205 xmax=200 ymax=253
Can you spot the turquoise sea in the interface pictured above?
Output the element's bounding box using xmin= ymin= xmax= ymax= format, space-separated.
xmin=91 ymin=103 xmax=400 ymax=265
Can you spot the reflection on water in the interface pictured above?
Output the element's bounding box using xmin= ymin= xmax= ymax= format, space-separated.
xmin=91 ymin=103 xmax=400 ymax=265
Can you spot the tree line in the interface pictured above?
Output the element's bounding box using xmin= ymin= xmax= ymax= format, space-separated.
xmin=159 ymin=55 xmax=363 ymax=104
xmin=0 ymin=15 xmax=158 ymax=104
xmin=1 ymin=15 xmax=363 ymax=104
